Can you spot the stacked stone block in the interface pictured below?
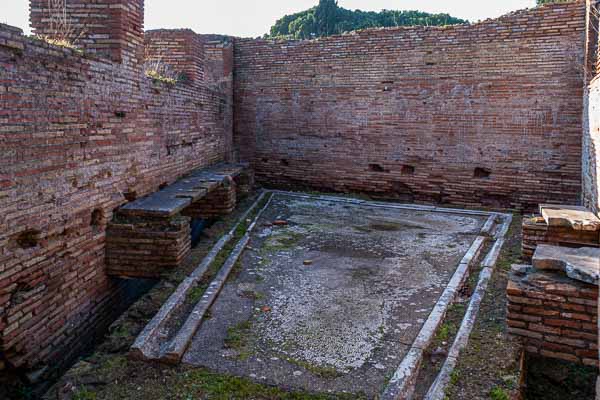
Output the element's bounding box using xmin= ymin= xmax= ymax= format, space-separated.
xmin=507 ymin=271 xmax=598 ymax=367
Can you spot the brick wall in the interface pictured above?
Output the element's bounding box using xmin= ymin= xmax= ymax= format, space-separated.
xmin=507 ymin=271 xmax=598 ymax=367
xmin=522 ymin=216 xmax=600 ymax=259
xmin=583 ymin=1 xmax=600 ymax=215
xmin=30 ymin=0 xmax=145 ymax=66
xmin=145 ymin=29 xmax=205 ymax=84
xmin=0 ymin=20 xmax=232 ymax=376
xmin=234 ymin=2 xmax=586 ymax=210
xmin=202 ymin=36 xmax=234 ymax=162
xmin=106 ymin=215 xmax=192 ymax=279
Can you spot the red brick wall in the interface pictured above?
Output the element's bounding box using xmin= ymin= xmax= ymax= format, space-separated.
xmin=234 ymin=2 xmax=586 ymax=210
xmin=0 ymin=21 xmax=232 ymax=374
xmin=30 ymin=0 xmax=145 ymax=66
xmin=145 ymin=29 xmax=205 ymax=84
xmin=522 ymin=216 xmax=600 ymax=259
xmin=508 ymin=271 xmax=598 ymax=367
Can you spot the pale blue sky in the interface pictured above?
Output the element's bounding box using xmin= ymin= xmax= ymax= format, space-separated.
xmin=5 ymin=0 xmax=537 ymax=37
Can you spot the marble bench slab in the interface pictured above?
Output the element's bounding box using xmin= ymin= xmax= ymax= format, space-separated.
xmin=119 ymin=163 xmax=247 ymax=218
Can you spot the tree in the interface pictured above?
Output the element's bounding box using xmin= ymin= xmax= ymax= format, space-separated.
xmin=267 ymin=1 xmax=467 ymax=40
xmin=537 ymin=0 xmax=571 ymax=4
xmin=315 ymin=0 xmax=339 ymax=37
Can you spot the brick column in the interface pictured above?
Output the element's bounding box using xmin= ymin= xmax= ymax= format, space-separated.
xmin=144 ymin=29 xmax=205 ymax=84
xmin=29 ymin=0 xmax=144 ymax=66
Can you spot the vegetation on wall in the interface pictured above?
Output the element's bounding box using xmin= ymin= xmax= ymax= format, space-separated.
xmin=267 ymin=0 xmax=467 ymax=39
xmin=37 ymin=0 xmax=83 ymax=49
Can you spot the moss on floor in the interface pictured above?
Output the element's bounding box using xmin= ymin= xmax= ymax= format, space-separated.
xmin=55 ymin=354 xmax=364 ymax=400
xmin=37 ymin=197 xmax=533 ymax=400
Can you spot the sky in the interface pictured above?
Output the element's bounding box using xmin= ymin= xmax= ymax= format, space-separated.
xmin=5 ymin=0 xmax=537 ymax=38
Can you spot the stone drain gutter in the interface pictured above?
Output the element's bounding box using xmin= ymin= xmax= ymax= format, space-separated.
xmin=423 ymin=219 xmax=511 ymax=400
xmin=381 ymin=206 xmax=512 ymax=400
xmin=130 ymin=191 xmax=272 ymax=362
xmin=129 ymin=190 xmax=513 ymax=399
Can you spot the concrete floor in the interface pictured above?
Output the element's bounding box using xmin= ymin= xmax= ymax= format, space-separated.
xmin=182 ymin=194 xmax=486 ymax=397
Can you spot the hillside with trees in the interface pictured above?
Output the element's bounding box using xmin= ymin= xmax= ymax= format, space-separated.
xmin=267 ymin=0 xmax=468 ymax=39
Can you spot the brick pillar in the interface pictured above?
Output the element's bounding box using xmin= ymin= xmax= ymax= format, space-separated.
xmin=201 ymin=35 xmax=233 ymax=88
xmin=201 ymin=35 xmax=234 ymax=161
xmin=29 ymin=0 xmax=144 ymax=66
xmin=144 ymin=29 xmax=205 ymax=84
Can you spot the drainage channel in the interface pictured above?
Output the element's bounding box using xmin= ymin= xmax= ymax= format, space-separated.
xmin=129 ymin=189 xmax=513 ymax=400
xmin=388 ymin=213 xmax=512 ymax=400
xmin=130 ymin=191 xmax=272 ymax=362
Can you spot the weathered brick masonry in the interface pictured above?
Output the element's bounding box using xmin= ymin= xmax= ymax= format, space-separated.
xmin=30 ymin=0 xmax=145 ymax=66
xmin=105 ymin=216 xmax=192 ymax=279
xmin=0 ymin=1 xmax=233 ymax=376
xmin=508 ymin=271 xmax=598 ymax=367
xmin=522 ymin=216 xmax=600 ymax=259
xmin=234 ymin=2 xmax=586 ymax=210
xmin=1 ymin=0 xmax=598 ymax=381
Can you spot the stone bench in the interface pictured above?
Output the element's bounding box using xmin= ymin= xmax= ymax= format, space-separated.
xmin=106 ymin=163 xmax=254 ymax=278
xmin=522 ymin=204 xmax=600 ymax=260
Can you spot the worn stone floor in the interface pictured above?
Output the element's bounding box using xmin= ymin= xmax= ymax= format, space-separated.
xmin=182 ymin=194 xmax=486 ymax=397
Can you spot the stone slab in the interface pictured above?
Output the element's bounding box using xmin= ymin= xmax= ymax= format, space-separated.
xmin=540 ymin=204 xmax=600 ymax=232
xmin=119 ymin=163 xmax=246 ymax=218
xmin=425 ymin=267 xmax=494 ymax=400
xmin=161 ymin=196 xmax=273 ymax=364
xmin=532 ymin=244 xmax=600 ymax=285
xmin=119 ymin=193 xmax=191 ymax=218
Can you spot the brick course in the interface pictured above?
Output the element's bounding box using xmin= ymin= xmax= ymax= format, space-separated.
xmin=106 ymin=216 xmax=192 ymax=279
xmin=181 ymin=180 xmax=237 ymax=220
xmin=522 ymin=216 xmax=600 ymax=259
xmin=1 ymin=0 xmax=598 ymax=381
xmin=234 ymin=2 xmax=586 ymax=210
xmin=29 ymin=0 xmax=145 ymax=66
xmin=507 ymin=270 xmax=598 ymax=367
xmin=144 ymin=29 xmax=205 ymax=84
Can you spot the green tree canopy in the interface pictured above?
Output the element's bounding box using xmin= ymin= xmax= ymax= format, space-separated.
xmin=536 ymin=0 xmax=571 ymax=4
xmin=267 ymin=0 xmax=468 ymax=39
